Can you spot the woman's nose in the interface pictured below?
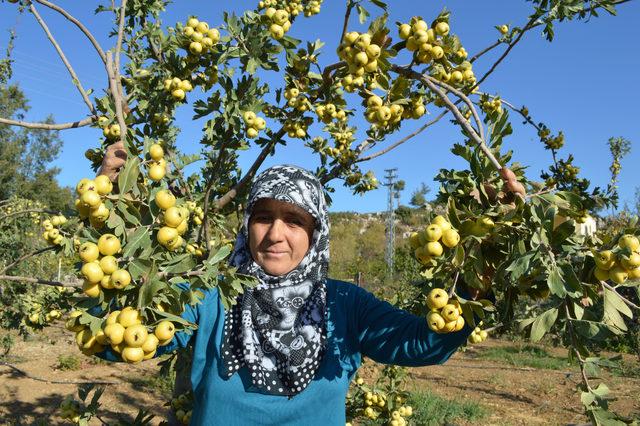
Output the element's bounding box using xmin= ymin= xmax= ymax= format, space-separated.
xmin=265 ymin=218 xmax=285 ymax=241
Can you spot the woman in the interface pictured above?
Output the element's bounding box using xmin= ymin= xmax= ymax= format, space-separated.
xmin=100 ymin=152 xmax=474 ymax=425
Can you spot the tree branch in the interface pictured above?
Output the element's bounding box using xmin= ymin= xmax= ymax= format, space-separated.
xmin=470 ymin=39 xmax=502 ymax=63
xmin=106 ymin=53 xmax=128 ymax=149
xmin=0 ymin=116 xmax=94 ymax=130
xmin=0 ymin=362 xmax=120 ymax=385
xmin=0 ymin=274 xmax=80 ymax=288
xmin=601 ymin=281 xmax=640 ymax=311
xmin=0 ymin=246 xmax=56 ymax=275
xmin=356 ymin=111 xmax=448 ymax=162
xmin=33 ymin=0 xmax=106 ymax=64
xmin=114 ymin=0 xmax=127 ymax=88
xmin=0 ymin=208 xmax=60 ymax=220
xmin=339 ymin=0 xmax=353 ymax=45
xmin=213 ymin=130 xmax=285 ymax=210
xmin=28 ymin=2 xmax=96 ymax=115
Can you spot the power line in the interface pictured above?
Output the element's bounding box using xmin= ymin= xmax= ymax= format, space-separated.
xmin=384 ymin=168 xmax=398 ymax=280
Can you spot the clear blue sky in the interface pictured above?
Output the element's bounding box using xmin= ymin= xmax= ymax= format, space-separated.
xmin=2 ymin=1 xmax=639 ymax=213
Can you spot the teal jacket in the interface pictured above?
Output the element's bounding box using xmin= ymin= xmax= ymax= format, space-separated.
xmin=149 ymin=279 xmax=472 ymax=425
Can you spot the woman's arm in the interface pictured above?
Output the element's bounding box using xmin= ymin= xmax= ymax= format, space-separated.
xmin=352 ymin=285 xmax=473 ymax=367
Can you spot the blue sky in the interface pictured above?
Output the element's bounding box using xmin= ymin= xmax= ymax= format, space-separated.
xmin=1 ymin=0 xmax=639 ymax=213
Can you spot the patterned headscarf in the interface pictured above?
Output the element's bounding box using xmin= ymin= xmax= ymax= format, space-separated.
xmin=221 ymin=165 xmax=329 ymax=396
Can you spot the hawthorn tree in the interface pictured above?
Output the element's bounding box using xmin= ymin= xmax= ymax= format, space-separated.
xmin=0 ymin=0 xmax=638 ymax=424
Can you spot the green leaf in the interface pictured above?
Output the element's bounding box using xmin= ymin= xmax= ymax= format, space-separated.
xmin=572 ymin=319 xmax=615 ymax=340
xmin=117 ymin=157 xmax=141 ymax=194
xmin=128 ymin=259 xmax=152 ymax=281
xmin=122 ymin=227 xmax=151 ymax=258
xmin=603 ymin=287 xmax=631 ymax=332
xmin=356 ymin=4 xmax=369 ymax=24
xmin=530 ymin=307 xmax=558 ymax=342
xmin=547 ymin=266 xmax=567 ymax=297
xmin=138 ymin=279 xmax=167 ymax=307
xmin=208 ymin=245 xmax=231 ymax=264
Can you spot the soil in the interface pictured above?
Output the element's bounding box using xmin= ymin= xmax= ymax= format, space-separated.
xmin=1 ymin=324 xmax=638 ymax=425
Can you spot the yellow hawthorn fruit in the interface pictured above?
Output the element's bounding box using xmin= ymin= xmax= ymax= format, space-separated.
xmin=432 ymin=215 xmax=451 ymax=232
xmin=141 ymin=334 xmax=160 ymax=353
xmin=408 ymin=232 xmax=422 ymax=250
xmin=499 ymin=24 xmax=509 ymax=34
xmin=95 ymin=329 xmax=109 ymax=346
xmin=427 ymin=311 xmax=445 ymax=332
xmin=79 ymin=242 xmax=100 ymax=263
xmin=440 ymin=304 xmax=460 ymax=322
xmin=118 ymin=307 xmax=142 ymax=328
xmin=155 ymin=190 xmax=176 ymax=210
xmin=441 ymin=229 xmax=460 ymax=248
xmin=111 ymin=269 xmax=131 ymax=290
xmin=164 ymin=206 xmax=185 ymax=228
xmin=99 ymin=256 xmax=118 ymax=275
xmin=81 ymin=190 xmax=102 ymax=209
xmin=479 ymin=330 xmax=488 ymax=340
xmin=98 ymin=234 xmax=121 ymax=256
xmin=168 ymin=235 xmax=184 ymax=251
xmin=158 ymin=226 xmax=179 ymax=247
xmin=123 ymin=324 xmax=148 ymax=348
xmin=609 ymin=266 xmax=628 ymax=284
xmin=100 ymin=274 xmax=114 ymax=289
xmin=81 ymin=262 xmax=104 ymax=284
xmin=106 ymin=310 xmax=121 ymax=326
xmin=155 ymin=320 xmax=176 ymax=341
xmin=171 ymin=88 xmax=186 ymax=101
xmin=246 ymin=128 xmax=259 ymax=139
xmin=424 ymin=224 xmax=443 ymax=242
xmin=104 ymin=323 xmax=125 ymax=345
xmin=148 ymin=164 xmax=166 ymax=181
xmin=189 ymin=41 xmax=203 ymax=55
xmin=618 ymin=234 xmax=640 ymax=251
xmin=270 ymin=24 xmax=284 ymax=39
xmin=76 ymin=178 xmax=95 ymax=195
xmin=414 ymin=246 xmax=431 ymax=264
xmin=426 ymin=288 xmax=448 ymax=310
xmin=109 ymin=124 xmax=121 ymax=138
xmin=435 ymin=22 xmax=449 ymax=36
xmin=594 ymin=250 xmax=615 ymax=271
xmin=90 ymin=203 xmax=110 ymax=222
xmin=143 ymin=349 xmax=157 ymax=360
xmin=111 ymin=342 xmax=125 ymax=353
xmin=76 ymin=329 xmax=96 ymax=350
xmin=454 ymin=316 xmax=465 ymax=331
xmin=65 ymin=311 xmax=84 ymax=332
xmin=195 ymin=21 xmax=209 ymax=33
xmin=93 ymin=175 xmax=113 ymax=195
xmin=628 ymin=267 xmax=640 ymax=279
xmin=431 ymin=45 xmax=444 ymax=59
xmin=622 ymin=253 xmax=640 ymax=270
xmin=426 ymin=241 xmax=444 ymax=257
xmin=121 ymin=346 xmax=145 ymax=363
xmin=149 ymin=143 xmax=164 ymax=161
xmin=176 ymin=220 xmax=188 ymax=236
xmin=187 ymin=17 xmax=199 ymax=28
xmin=441 ymin=320 xmax=457 ymax=333
xmin=75 ymin=199 xmax=90 ymax=218
xmin=82 ymin=280 xmax=101 ymax=297
xmin=207 ymin=28 xmax=220 ymax=43
xmin=398 ymin=23 xmax=411 ymax=39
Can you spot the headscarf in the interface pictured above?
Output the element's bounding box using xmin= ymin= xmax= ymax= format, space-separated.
xmin=221 ymin=165 xmax=330 ymax=396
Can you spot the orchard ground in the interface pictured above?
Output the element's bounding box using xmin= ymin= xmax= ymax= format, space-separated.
xmin=1 ymin=323 xmax=638 ymax=425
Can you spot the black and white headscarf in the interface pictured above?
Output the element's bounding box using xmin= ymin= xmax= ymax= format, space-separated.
xmin=221 ymin=165 xmax=330 ymax=396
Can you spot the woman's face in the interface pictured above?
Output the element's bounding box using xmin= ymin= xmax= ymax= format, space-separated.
xmin=248 ymin=198 xmax=316 ymax=276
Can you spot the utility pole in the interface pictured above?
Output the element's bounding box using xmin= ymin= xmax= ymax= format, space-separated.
xmin=384 ymin=168 xmax=398 ymax=280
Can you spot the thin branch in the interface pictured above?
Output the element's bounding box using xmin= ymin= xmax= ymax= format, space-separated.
xmin=322 ymin=61 xmax=346 ymax=85
xmin=106 ymin=53 xmax=128 ymax=148
xmin=339 ymin=0 xmax=353 ymax=45
xmin=0 ymin=362 xmax=120 ymax=385
xmin=0 ymin=246 xmax=56 ymax=275
xmin=600 ymin=281 xmax=640 ymax=311
xmin=470 ymin=39 xmax=502 ymax=63
xmin=357 ymin=111 xmax=448 ymax=162
xmin=114 ymin=0 xmax=128 ymax=89
xmin=33 ymin=0 xmax=106 ymax=64
xmin=0 ymin=116 xmax=94 ymax=130
xmin=565 ymin=303 xmax=595 ymax=393
xmin=28 ymin=2 xmax=96 ymax=115
xmin=213 ymin=131 xmax=285 ymax=210
xmin=0 ymin=275 xmax=80 ymax=288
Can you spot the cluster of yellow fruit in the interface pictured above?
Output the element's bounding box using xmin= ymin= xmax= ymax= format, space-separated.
xmin=152 ymin=112 xmax=171 ymax=127
xmin=593 ymin=234 xmax=640 ymax=284
xmin=556 ymin=159 xmax=580 ymax=181
xmin=67 ymin=308 xmax=176 ymax=362
xmin=409 ymin=215 xmax=460 ymax=265
xmin=338 ymin=31 xmax=382 ymax=77
xmin=398 ymin=17 xmax=449 ymax=64
xmin=186 ymin=241 xmax=207 ymax=258
xmin=242 ymin=111 xmax=267 ymax=139
xmin=164 ymin=76 xmax=193 ymax=102
xmin=284 ymin=119 xmax=308 ymax=138
xmin=26 ymin=305 xmax=61 ymax=325
xmin=284 ymin=87 xmax=310 ymax=111
xmin=401 ymin=96 xmax=427 ymax=120
xmin=538 ymin=128 xmax=564 ymax=150
xmin=60 ymin=396 xmax=82 ymax=423
xmin=480 ymin=96 xmax=503 ymax=114
xmin=147 ymin=143 xmax=168 ymax=181
xmin=338 ymin=73 xmax=365 ymax=92
xmin=364 ymin=95 xmax=404 ymax=129
xmin=315 ymin=103 xmax=347 ymax=123
xmin=264 ymin=8 xmax=291 ymax=39
xmin=155 ymin=189 xmax=191 ymax=251
xmin=188 ymin=202 xmax=205 ymax=225
xmin=41 ymin=215 xmax=67 ymax=246
xmin=435 ymin=60 xmax=476 ymax=87
xmin=258 ymin=0 xmax=322 ymax=17
xmin=74 ymin=175 xmax=113 ymax=229
xmin=468 ymin=326 xmax=488 ymax=344
xmin=78 ymin=234 xmax=131 ymax=297
xmin=98 ymin=116 xmax=122 ymax=141
xmin=171 ymin=391 xmax=194 ymax=425
xmin=182 ymin=17 xmax=220 ymax=55
xmin=425 ymin=288 xmax=465 ymax=334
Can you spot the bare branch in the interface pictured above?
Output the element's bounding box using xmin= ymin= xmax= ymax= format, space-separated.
xmin=33 ymin=0 xmax=107 ymax=64
xmin=470 ymin=39 xmax=502 ymax=63
xmin=0 ymin=116 xmax=94 ymax=130
xmin=0 ymin=274 xmax=80 ymax=288
xmin=114 ymin=0 xmax=128 ymax=88
xmin=357 ymin=111 xmax=448 ymax=162
xmin=213 ymin=131 xmax=285 ymax=210
xmin=0 ymin=246 xmax=56 ymax=275
xmin=339 ymin=0 xmax=353 ymax=45
xmin=28 ymin=2 xmax=96 ymax=115
xmin=106 ymin=53 xmax=128 ymax=148
xmin=0 ymin=208 xmax=59 ymax=220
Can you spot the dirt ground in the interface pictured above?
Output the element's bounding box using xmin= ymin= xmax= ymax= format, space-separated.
xmin=0 ymin=323 xmax=638 ymax=425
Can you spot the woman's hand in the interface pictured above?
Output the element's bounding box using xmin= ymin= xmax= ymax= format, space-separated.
xmin=98 ymin=141 xmax=127 ymax=182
